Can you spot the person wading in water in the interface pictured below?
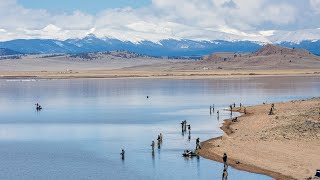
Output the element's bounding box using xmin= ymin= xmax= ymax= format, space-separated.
xmin=196 ymin=138 xmax=201 ymax=150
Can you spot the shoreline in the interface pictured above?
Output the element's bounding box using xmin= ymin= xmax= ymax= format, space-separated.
xmin=0 ymin=70 xmax=319 ymax=80
xmin=198 ymin=98 xmax=320 ymax=180
xmin=199 ymin=120 xmax=295 ymax=180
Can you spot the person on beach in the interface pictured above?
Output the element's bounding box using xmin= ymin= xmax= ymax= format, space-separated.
xmin=269 ymin=108 xmax=274 ymax=115
xmin=233 ymin=103 xmax=236 ymax=108
xmin=223 ymin=153 xmax=228 ymax=167
xmin=196 ymin=138 xmax=201 ymax=150
xmin=222 ymin=169 xmax=228 ymax=180
xmin=151 ymin=141 xmax=155 ymax=152
xmin=120 ymin=149 xmax=125 ymax=159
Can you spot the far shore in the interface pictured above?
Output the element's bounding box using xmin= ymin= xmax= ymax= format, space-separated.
xmin=198 ymin=98 xmax=320 ymax=180
xmin=0 ymin=69 xmax=319 ymax=80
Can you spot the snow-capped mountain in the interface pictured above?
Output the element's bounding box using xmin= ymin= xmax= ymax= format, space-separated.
xmin=0 ymin=34 xmax=319 ymax=56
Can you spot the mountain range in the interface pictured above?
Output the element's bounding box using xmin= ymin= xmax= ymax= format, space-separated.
xmin=0 ymin=34 xmax=319 ymax=57
xmin=0 ymin=48 xmax=21 ymax=56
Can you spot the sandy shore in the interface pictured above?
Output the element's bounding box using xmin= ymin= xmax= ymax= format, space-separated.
xmin=198 ymin=98 xmax=320 ymax=180
xmin=0 ymin=69 xmax=319 ymax=79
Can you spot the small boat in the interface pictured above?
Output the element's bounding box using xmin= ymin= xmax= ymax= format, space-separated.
xmin=182 ymin=150 xmax=198 ymax=157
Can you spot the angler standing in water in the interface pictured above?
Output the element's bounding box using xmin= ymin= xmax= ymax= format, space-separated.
xmin=160 ymin=133 xmax=163 ymax=143
xmin=120 ymin=149 xmax=125 ymax=160
xmin=196 ymin=138 xmax=201 ymax=150
xmin=157 ymin=135 xmax=161 ymax=149
xmin=181 ymin=121 xmax=184 ymax=132
xmin=210 ymin=106 xmax=212 ymax=114
xmin=187 ymin=125 xmax=191 ymax=134
xmin=184 ymin=120 xmax=187 ymax=132
xmin=151 ymin=141 xmax=155 ymax=152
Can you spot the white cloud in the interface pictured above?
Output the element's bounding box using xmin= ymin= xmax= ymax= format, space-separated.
xmin=310 ymin=0 xmax=320 ymax=13
xmin=0 ymin=0 xmax=319 ymax=42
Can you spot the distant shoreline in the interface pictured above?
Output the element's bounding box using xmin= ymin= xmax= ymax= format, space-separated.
xmin=0 ymin=70 xmax=319 ymax=80
xmin=198 ymin=98 xmax=320 ymax=180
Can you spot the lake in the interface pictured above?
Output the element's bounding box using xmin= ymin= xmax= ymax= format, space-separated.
xmin=0 ymin=76 xmax=319 ymax=180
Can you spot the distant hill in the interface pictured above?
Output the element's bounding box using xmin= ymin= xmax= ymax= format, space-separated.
xmin=199 ymin=44 xmax=320 ymax=70
xmin=253 ymin=44 xmax=312 ymax=57
xmin=0 ymin=48 xmax=21 ymax=56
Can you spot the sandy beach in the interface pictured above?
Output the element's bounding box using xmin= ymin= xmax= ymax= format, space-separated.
xmin=0 ymin=69 xmax=319 ymax=80
xmin=198 ymin=98 xmax=320 ymax=180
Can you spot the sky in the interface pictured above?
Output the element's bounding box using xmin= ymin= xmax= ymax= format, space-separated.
xmin=17 ymin=0 xmax=151 ymax=13
xmin=1 ymin=0 xmax=320 ymax=43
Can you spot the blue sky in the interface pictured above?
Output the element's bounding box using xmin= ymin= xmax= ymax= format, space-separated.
xmin=18 ymin=0 xmax=151 ymax=13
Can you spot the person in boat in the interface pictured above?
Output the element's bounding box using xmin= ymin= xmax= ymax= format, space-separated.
xmin=223 ymin=153 xmax=228 ymax=167
xmin=151 ymin=141 xmax=155 ymax=152
xmin=196 ymin=138 xmax=201 ymax=150
xmin=120 ymin=149 xmax=125 ymax=159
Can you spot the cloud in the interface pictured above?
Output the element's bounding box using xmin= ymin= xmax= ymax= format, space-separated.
xmin=222 ymin=0 xmax=238 ymax=9
xmin=0 ymin=0 xmax=319 ymax=42
xmin=310 ymin=0 xmax=320 ymax=13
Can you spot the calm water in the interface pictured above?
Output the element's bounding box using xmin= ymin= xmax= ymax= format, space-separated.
xmin=0 ymin=76 xmax=319 ymax=180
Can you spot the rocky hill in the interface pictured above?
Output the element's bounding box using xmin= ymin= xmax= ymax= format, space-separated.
xmin=252 ymin=44 xmax=313 ymax=57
